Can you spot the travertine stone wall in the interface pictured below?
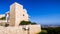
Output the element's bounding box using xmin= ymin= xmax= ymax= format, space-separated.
xmin=9 ymin=3 xmax=15 ymax=26
xmin=9 ymin=2 xmax=29 ymax=26
xmin=0 ymin=25 xmax=41 ymax=34
xmin=29 ymin=25 xmax=41 ymax=34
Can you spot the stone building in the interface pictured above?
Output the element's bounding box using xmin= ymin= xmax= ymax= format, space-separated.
xmin=0 ymin=2 xmax=41 ymax=34
xmin=0 ymin=2 xmax=29 ymax=26
xmin=9 ymin=2 xmax=29 ymax=26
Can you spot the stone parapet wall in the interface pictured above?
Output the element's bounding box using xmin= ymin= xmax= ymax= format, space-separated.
xmin=0 ymin=25 xmax=41 ymax=34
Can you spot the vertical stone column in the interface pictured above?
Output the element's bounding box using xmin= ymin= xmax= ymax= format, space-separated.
xmin=9 ymin=3 xmax=15 ymax=26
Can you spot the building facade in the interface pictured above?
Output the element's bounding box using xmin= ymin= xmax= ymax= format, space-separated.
xmin=9 ymin=2 xmax=29 ymax=26
xmin=0 ymin=2 xmax=41 ymax=34
xmin=0 ymin=2 xmax=29 ymax=26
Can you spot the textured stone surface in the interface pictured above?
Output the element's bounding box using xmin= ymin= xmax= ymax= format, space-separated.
xmin=0 ymin=25 xmax=41 ymax=34
xmin=9 ymin=2 xmax=29 ymax=26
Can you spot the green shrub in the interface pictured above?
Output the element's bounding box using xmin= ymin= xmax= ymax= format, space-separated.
xmin=19 ymin=21 xmax=31 ymax=25
xmin=19 ymin=21 xmax=37 ymax=25
xmin=47 ymin=27 xmax=60 ymax=34
xmin=0 ymin=17 xmax=6 ymax=20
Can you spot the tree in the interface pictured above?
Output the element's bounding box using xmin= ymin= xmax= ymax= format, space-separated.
xmin=19 ymin=21 xmax=37 ymax=25
xmin=0 ymin=17 xmax=6 ymax=20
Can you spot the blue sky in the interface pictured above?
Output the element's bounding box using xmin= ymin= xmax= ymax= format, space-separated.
xmin=0 ymin=0 xmax=60 ymax=25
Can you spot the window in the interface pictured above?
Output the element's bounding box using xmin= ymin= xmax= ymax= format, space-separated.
xmin=23 ymin=14 xmax=25 ymax=16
